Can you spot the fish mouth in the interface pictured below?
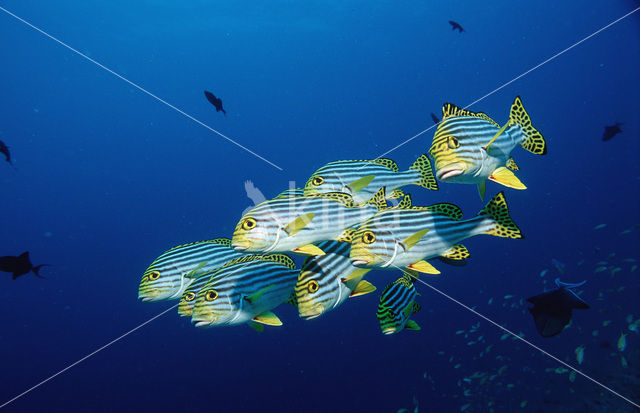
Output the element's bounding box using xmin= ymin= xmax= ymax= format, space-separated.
xmin=233 ymin=245 xmax=248 ymax=251
xmin=351 ymin=259 xmax=370 ymax=266
xmin=437 ymin=164 xmax=465 ymax=181
xmin=382 ymin=328 xmax=396 ymax=335
xmin=193 ymin=320 xmax=212 ymax=328
xmin=299 ymin=305 xmax=324 ymax=320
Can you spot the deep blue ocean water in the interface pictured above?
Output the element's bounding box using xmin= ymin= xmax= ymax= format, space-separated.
xmin=1 ymin=1 xmax=639 ymax=412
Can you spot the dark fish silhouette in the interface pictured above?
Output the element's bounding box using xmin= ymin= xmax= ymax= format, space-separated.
xmin=527 ymin=278 xmax=589 ymax=337
xmin=204 ymin=90 xmax=226 ymax=115
xmin=449 ymin=21 xmax=465 ymax=33
xmin=430 ymin=113 xmax=440 ymax=124
xmin=602 ymin=123 xmax=622 ymax=141
xmin=0 ymin=252 xmax=49 ymax=280
xmin=0 ymin=140 xmax=14 ymax=167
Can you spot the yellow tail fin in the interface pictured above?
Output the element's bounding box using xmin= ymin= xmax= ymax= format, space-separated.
xmin=509 ymin=96 xmax=546 ymax=155
xmin=478 ymin=191 xmax=524 ymax=239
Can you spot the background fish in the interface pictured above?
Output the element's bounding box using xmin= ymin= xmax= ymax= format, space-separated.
xmin=191 ymin=254 xmax=298 ymax=329
xmin=138 ymin=238 xmax=244 ymax=302
xmin=428 ymin=96 xmax=546 ymax=199
xmin=232 ymin=189 xmax=387 ymax=255
xmin=303 ymin=155 xmax=437 ymax=205
xmin=527 ymin=278 xmax=589 ymax=337
xmin=350 ymin=192 xmax=522 ymax=274
xmin=377 ymin=274 xmax=421 ymax=335
xmin=295 ymin=241 xmax=375 ymax=319
xmin=0 ymin=251 xmax=48 ymax=280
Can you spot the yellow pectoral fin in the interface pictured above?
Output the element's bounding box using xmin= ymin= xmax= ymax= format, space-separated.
xmin=293 ymin=244 xmax=326 ymax=256
xmin=477 ymin=180 xmax=487 ymax=201
xmin=349 ymin=280 xmax=376 ymax=297
xmin=347 ymin=175 xmax=376 ymax=194
xmin=407 ymin=260 xmax=440 ymax=274
xmin=489 ymin=167 xmax=526 ymax=190
xmin=484 ymin=123 xmax=509 ymax=152
xmin=402 ymin=228 xmax=430 ymax=251
xmin=247 ymin=321 xmax=264 ymax=333
xmin=252 ymin=311 xmax=283 ymax=326
xmin=283 ymin=212 xmax=315 ymax=236
xmin=341 ymin=267 xmax=371 ymax=284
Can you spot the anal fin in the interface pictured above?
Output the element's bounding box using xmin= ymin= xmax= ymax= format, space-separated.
xmin=405 ymin=319 xmax=421 ymax=331
xmin=252 ymin=311 xmax=283 ymax=326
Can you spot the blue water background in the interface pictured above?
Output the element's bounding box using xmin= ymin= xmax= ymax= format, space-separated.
xmin=1 ymin=1 xmax=639 ymax=411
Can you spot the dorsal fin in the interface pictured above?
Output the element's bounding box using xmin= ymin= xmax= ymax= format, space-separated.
xmin=414 ymin=203 xmax=463 ymax=220
xmin=165 ymin=238 xmax=231 ymax=253
xmin=335 ymin=228 xmax=356 ymax=243
xmin=222 ymin=254 xmax=295 ymax=270
xmin=307 ymin=192 xmax=355 ymax=207
xmin=367 ymin=187 xmax=388 ymax=210
xmin=396 ymin=194 xmax=412 ymax=209
xmin=370 ymin=158 xmax=399 ymax=172
xmin=506 ymin=157 xmax=519 ymax=171
xmin=442 ymin=103 xmax=499 ymax=127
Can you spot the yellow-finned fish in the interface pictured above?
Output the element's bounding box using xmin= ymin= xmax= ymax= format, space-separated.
xmin=295 ymin=241 xmax=375 ymax=319
xmin=303 ymin=155 xmax=437 ymax=205
xmin=376 ymin=274 xmax=421 ymax=335
xmin=350 ymin=191 xmax=522 ymax=274
xmin=232 ymin=188 xmax=390 ymax=256
xmin=190 ymin=255 xmax=298 ymax=330
xmin=428 ymin=96 xmax=546 ymax=199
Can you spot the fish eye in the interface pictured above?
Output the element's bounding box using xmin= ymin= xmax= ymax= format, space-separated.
xmin=148 ymin=271 xmax=160 ymax=281
xmin=307 ymin=280 xmax=319 ymax=293
xmin=242 ymin=218 xmax=257 ymax=231
xmin=363 ymin=231 xmax=376 ymax=244
xmin=205 ymin=290 xmax=218 ymax=301
xmin=184 ymin=292 xmax=196 ymax=302
xmin=312 ymin=176 xmax=324 ymax=186
xmin=448 ymin=136 xmax=460 ymax=149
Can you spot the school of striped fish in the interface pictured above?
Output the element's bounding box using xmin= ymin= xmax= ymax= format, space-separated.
xmin=138 ymin=96 xmax=545 ymax=334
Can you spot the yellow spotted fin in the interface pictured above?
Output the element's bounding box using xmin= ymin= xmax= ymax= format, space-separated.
xmin=409 ymin=154 xmax=438 ymax=190
xmin=441 ymin=244 xmax=470 ymax=260
xmin=335 ymin=228 xmax=356 ymax=243
xmin=506 ymin=157 xmax=519 ymax=171
xmin=285 ymin=292 xmax=297 ymax=306
xmin=346 ymin=175 xmax=376 ymax=194
xmin=412 ymin=302 xmax=421 ymax=314
xmin=405 ymin=319 xmax=421 ymax=331
xmin=509 ymin=96 xmax=546 ymax=155
xmin=293 ymin=244 xmax=325 ymax=256
xmin=402 ymin=228 xmax=430 ymax=251
xmin=489 ymin=167 xmax=526 ymax=190
xmin=424 ymin=203 xmax=463 ymax=220
xmin=349 ymin=279 xmax=376 ymax=297
xmin=367 ymin=186 xmax=388 ymax=210
xmin=388 ymin=188 xmax=405 ymax=199
xmin=478 ymin=191 xmax=524 ymax=239
xmin=407 ymin=260 xmax=440 ymax=274
xmin=394 ymin=193 xmax=412 ymax=209
xmin=442 ymin=103 xmax=499 ymax=126
xmin=252 ymin=311 xmax=282 ymax=326
xmin=371 ymin=158 xmax=399 ymax=172
xmin=283 ymin=212 xmax=315 ymax=236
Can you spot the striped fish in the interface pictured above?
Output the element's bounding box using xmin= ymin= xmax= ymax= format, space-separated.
xmin=428 ymin=96 xmax=546 ymax=199
xmin=295 ymin=241 xmax=376 ymax=319
xmin=232 ymin=188 xmax=389 ymax=256
xmin=303 ymin=155 xmax=437 ymax=205
xmin=138 ymin=238 xmax=245 ymax=302
xmin=350 ymin=192 xmax=523 ymax=274
xmin=178 ymin=270 xmax=216 ymax=317
xmin=377 ymin=274 xmax=421 ymax=335
xmin=191 ymin=254 xmax=298 ymax=329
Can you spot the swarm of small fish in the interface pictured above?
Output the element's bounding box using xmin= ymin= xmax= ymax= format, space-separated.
xmin=138 ymin=96 xmax=549 ymax=335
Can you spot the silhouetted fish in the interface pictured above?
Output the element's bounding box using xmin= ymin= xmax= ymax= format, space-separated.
xmin=527 ymin=278 xmax=589 ymax=337
xmin=0 ymin=252 xmax=49 ymax=280
xmin=449 ymin=20 xmax=464 ymax=33
xmin=602 ymin=123 xmax=622 ymax=141
xmin=430 ymin=112 xmax=440 ymax=124
xmin=204 ymin=90 xmax=226 ymax=115
xmin=0 ymin=140 xmax=13 ymax=167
